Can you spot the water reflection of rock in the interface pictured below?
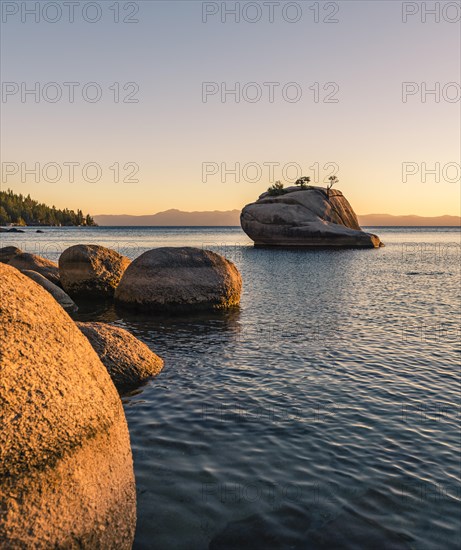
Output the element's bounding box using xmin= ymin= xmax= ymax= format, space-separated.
xmin=70 ymin=275 xmax=243 ymax=340
xmin=114 ymin=306 xmax=243 ymax=349
xmin=72 ymin=300 xmax=119 ymax=322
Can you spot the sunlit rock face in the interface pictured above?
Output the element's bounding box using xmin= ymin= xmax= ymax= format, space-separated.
xmin=76 ymin=321 xmax=164 ymax=393
xmin=0 ymin=264 xmax=136 ymax=549
xmin=241 ymin=187 xmax=382 ymax=248
xmin=115 ymin=247 xmax=242 ymax=312
xmin=59 ymin=244 xmax=131 ymax=299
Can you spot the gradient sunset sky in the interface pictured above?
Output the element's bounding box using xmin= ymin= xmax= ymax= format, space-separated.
xmin=1 ymin=1 xmax=460 ymax=216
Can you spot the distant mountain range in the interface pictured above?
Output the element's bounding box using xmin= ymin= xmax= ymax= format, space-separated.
xmin=94 ymin=209 xmax=241 ymax=226
xmin=358 ymin=214 xmax=460 ymax=227
xmin=94 ymin=209 xmax=461 ymax=227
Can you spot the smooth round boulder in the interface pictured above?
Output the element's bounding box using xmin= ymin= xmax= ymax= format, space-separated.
xmin=0 ymin=246 xmax=22 ymax=264
xmin=115 ymin=247 xmax=242 ymax=312
xmin=59 ymin=244 xmax=131 ymax=299
xmin=76 ymin=322 xmax=164 ymax=393
xmin=0 ymin=264 xmax=136 ymax=548
xmin=8 ymin=252 xmax=60 ymax=286
xmin=21 ymin=269 xmax=78 ymax=313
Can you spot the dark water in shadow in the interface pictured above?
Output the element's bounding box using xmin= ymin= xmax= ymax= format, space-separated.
xmin=3 ymin=226 xmax=460 ymax=549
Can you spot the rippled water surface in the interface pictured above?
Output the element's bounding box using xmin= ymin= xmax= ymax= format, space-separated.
xmin=2 ymin=226 xmax=460 ymax=549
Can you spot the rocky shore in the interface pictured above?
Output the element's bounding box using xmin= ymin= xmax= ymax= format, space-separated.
xmin=0 ymin=244 xmax=242 ymax=547
xmin=0 ymin=225 xmax=380 ymax=546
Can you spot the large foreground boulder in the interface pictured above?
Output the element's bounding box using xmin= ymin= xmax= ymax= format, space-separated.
xmin=0 ymin=246 xmax=22 ymax=264
xmin=21 ymin=269 xmax=77 ymax=313
xmin=59 ymin=244 xmax=131 ymax=299
xmin=115 ymin=247 xmax=242 ymax=312
xmin=8 ymin=252 xmax=60 ymax=285
xmin=0 ymin=264 xmax=136 ymax=548
xmin=76 ymin=322 xmax=164 ymax=393
xmin=241 ymin=186 xmax=382 ymax=248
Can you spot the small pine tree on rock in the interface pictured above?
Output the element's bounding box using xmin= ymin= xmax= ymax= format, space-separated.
xmin=295 ymin=176 xmax=311 ymax=190
xmin=326 ymin=175 xmax=338 ymax=198
xmin=267 ymin=180 xmax=286 ymax=196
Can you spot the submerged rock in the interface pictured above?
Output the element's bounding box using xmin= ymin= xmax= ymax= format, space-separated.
xmin=0 ymin=227 xmax=25 ymax=233
xmin=309 ymin=503 xmax=413 ymax=549
xmin=209 ymin=499 xmax=412 ymax=549
xmin=0 ymin=246 xmax=23 ymax=264
xmin=59 ymin=244 xmax=131 ymax=299
xmin=21 ymin=269 xmax=77 ymax=313
xmin=76 ymin=322 xmax=163 ymax=393
xmin=0 ymin=263 xmax=136 ymax=548
xmin=8 ymin=252 xmax=60 ymax=285
xmin=209 ymin=505 xmax=312 ymax=550
xmin=115 ymin=247 xmax=242 ymax=312
xmin=241 ymin=186 xmax=382 ymax=248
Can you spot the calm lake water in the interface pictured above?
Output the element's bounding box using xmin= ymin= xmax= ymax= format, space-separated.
xmin=2 ymin=226 xmax=460 ymax=549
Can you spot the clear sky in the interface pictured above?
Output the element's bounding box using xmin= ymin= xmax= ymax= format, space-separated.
xmin=1 ymin=0 xmax=460 ymax=216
